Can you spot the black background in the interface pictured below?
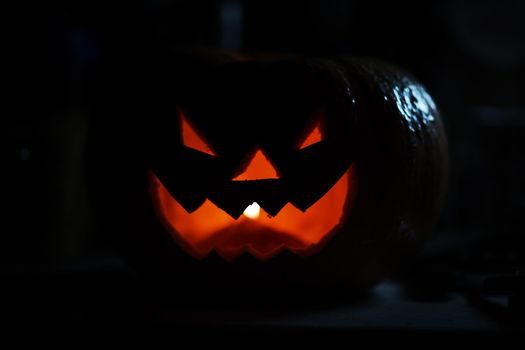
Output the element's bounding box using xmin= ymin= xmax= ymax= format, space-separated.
xmin=2 ymin=0 xmax=525 ymax=331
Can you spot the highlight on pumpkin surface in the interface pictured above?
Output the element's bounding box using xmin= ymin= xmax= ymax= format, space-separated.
xmin=232 ymin=149 xmax=280 ymax=181
xmin=149 ymin=163 xmax=358 ymax=261
xmin=179 ymin=108 xmax=217 ymax=156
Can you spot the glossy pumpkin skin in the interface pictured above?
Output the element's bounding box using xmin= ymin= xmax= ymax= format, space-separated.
xmin=87 ymin=50 xmax=447 ymax=298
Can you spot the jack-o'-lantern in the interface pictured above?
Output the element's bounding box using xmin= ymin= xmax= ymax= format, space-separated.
xmin=87 ymin=50 xmax=447 ymax=294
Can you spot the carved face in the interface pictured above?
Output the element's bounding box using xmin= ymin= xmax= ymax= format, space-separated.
xmin=147 ymin=60 xmax=358 ymax=261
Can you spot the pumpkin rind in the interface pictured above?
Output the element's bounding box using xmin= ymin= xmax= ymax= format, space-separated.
xmin=87 ymin=50 xmax=447 ymax=297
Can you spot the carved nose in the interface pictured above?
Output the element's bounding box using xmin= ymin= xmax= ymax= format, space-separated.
xmin=232 ymin=148 xmax=280 ymax=181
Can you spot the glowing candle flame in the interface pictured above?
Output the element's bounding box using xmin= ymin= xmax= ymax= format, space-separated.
xmin=243 ymin=202 xmax=260 ymax=219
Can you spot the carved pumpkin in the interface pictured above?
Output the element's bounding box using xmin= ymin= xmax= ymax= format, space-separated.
xmin=88 ymin=50 xmax=447 ymax=292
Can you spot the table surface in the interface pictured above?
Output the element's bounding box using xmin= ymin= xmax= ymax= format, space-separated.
xmin=2 ymin=263 xmax=518 ymax=335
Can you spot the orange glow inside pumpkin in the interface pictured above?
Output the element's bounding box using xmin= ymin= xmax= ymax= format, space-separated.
xmin=149 ymin=163 xmax=357 ymax=261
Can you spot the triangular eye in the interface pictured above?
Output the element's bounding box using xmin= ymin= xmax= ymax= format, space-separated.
xmin=298 ymin=120 xmax=324 ymax=150
xmin=179 ymin=108 xmax=217 ymax=157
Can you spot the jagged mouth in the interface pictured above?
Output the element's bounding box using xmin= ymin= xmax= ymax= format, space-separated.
xmin=148 ymin=164 xmax=357 ymax=261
